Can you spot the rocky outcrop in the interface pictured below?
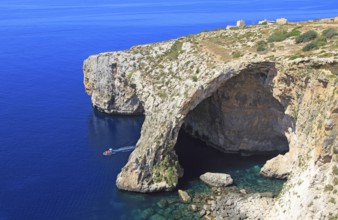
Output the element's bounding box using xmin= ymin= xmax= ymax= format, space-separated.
xmin=200 ymin=172 xmax=233 ymax=187
xmin=83 ymin=52 xmax=144 ymax=114
xmin=214 ymin=192 xmax=274 ymax=220
xmin=84 ymin=19 xmax=338 ymax=219
xmin=260 ymin=154 xmax=290 ymax=179
xmin=178 ymin=189 xmax=191 ymax=203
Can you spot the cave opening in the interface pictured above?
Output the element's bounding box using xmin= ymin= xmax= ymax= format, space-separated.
xmin=174 ymin=66 xmax=289 ymax=194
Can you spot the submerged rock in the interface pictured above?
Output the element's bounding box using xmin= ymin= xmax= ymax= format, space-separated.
xmin=140 ymin=208 xmax=155 ymax=220
xmin=156 ymin=199 xmax=168 ymax=209
xmin=200 ymin=172 xmax=233 ymax=187
xmin=189 ymin=204 xmax=197 ymax=212
xmin=178 ymin=189 xmax=191 ymax=203
xmin=149 ymin=214 xmax=166 ymax=220
xmin=199 ymin=209 xmax=206 ymax=217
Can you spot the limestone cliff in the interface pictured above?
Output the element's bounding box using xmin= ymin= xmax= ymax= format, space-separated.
xmin=84 ymin=19 xmax=338 ymax=219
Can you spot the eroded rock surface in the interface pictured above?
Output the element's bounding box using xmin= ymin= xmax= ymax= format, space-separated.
xmin=84 ymin=19 xmax=338 ymax=219
xmin=178 ymin=189 xmax=192 ymax=203
xmin=200 ymin=172 xmax=233 ymax=187
xmin=214 ymin=192 xmax=274 ymax=220
xmin=183 ymin=68 xmax=290 ymax=154
xmin=260 ymin=154 xmax=290 ymax=179
xmin=83 ymin=52 xmax=144 ymax=114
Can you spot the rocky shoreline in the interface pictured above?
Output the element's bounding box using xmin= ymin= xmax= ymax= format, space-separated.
xmin=84 ymin=17 xmax=338 ymax=219
xmin=126 ymin=185 xmax=277 ymax=220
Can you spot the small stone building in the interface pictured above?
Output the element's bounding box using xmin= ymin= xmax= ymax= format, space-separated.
xmin=276 ymin=18 xmax=288 ymax=25
xmin=236 ymin=20 xmax=246 ymax=27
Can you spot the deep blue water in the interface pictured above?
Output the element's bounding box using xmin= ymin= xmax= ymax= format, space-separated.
xmin=0 ymin=1 xmax=337 ymax=219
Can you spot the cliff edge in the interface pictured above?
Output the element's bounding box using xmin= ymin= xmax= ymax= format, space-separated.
xmin=84 ymin=19 xmax=338 ymax=219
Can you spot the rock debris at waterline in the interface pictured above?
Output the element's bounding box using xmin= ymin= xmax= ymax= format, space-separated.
xmin=200 ymin=172 xmax=233 ymax=187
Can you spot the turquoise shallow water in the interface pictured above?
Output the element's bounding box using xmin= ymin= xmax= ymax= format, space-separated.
xmin=119 ymin=130 xmax=286 ymax=219
xmin=0 ymin=0 xmax=336 ymax=219
xmin=175 ymin=130 xmax=286 ymax=196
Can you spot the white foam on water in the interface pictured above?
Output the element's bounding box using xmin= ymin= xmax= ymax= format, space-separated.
xmin=111 ymin=145 xmax=135 ymax=154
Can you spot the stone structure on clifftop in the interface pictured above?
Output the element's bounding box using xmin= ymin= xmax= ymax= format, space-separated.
xmin=84 ymin=18 xmax=338 ymax=219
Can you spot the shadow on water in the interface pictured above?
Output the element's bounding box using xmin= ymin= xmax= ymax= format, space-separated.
xmin=117 ymin=127 xmax=286 ymax=220
xmin=88 ymin=109 xmax=144 ymax=149
xmin=175 ymin=129 xmax=286 ymax=195
xmin=79 ymin=108 xmax=286 ymax=220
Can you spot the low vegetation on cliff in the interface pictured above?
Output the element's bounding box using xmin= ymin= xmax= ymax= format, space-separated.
xmin=84 ymin=17 xmax=338 ymax=220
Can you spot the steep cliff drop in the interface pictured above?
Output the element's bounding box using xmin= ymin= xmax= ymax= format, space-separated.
xmin=84 ymin=19 xmax=338 ymax=219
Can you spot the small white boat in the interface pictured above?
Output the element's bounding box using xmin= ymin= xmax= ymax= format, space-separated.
xmin=102 ymin=146 xmax=135 ymax=156
xmin=103 ymin=148 xmax=113 ymax=156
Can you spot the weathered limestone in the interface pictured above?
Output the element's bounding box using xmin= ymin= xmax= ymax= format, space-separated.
xmin=83 ymin=52 xmax=144 ymax=115
xmin=260 ymin=154 xmax=290 ymax=179
xmin=178 ymin=189 xmax=192 ymax=203
xmin=214 ymin=192 xmax=274 ymax=220
xmin=183 ymin=68 xmax=290 ymax=154
xmin=83 ymin=20 xmax=338 ymax=219
xmin=200 ymin=172 xmax=233 ymax=187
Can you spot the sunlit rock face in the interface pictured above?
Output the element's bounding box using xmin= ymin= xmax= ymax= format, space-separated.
xmin=83 ymin=52 xmax=144 ymax=115
xmin=183 ymin=70 xmax=289 ymax=155
xmin=84 ymin=19 xmax=338 ymax=219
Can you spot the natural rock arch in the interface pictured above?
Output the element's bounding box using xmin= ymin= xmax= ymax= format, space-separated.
xmin=178 ymin=63 xmax=290 ymax=156
xmin=115 ymin=62 xmax=293 ymax=192
xmin=83 ymin=26 xmax=338 ymax=218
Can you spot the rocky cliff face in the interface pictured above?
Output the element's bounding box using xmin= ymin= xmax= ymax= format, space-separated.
xmin=83 ymin=52 xmax=144 ymax=114
xmin=83 ymin=19 xmax=338 ymax=219
xmin=183 ymin=67 xmax=290 ymax=155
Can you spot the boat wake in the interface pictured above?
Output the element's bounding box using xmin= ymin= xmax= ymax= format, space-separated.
xmin=103 ymin=145 xmax=135 ymax=156
xmin=111 ymin=145 xmax=135 ymax=153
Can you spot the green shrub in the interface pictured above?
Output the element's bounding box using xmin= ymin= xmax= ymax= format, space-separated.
xmin=268 ymin=30 xmax=289 ymax=42
xmin=268 ymin=28 xmax=301 ymax=43
xmin=302 ymin=36 xmax=327 ymax=51
xmin=333 ymin=166 xmax=338 ymax=175
xmin=164 ymin=40 xmax=183 ymax=60
xmin=127 ymin=71 xmax=134 ymax=80
xmin=158 ymin=91 xmax=167 ymax=98
xmin=232 ymin=51 xmax=241 ymax=58
xmin=324 ymin=184 xmax=334 ymax=191
xmin=256 ymin=40 xmax=268 ymax=52
xmin=303 ymin=42 xmax=317 ymax=51
xmin=329 ymin=215 xmax=338 ymax=220
xmin=289 ymin=53 xmax=303 ymax=60
xmin=315 ymin=36 xmax=328 ymax=46
xmin=333 ymin=177 xmax=338 ymax=186
xmin=329 ymin=197 xmax=336 ymax=204
xmin=229 ymin=27 xmax=239 ymax=30
xmin=288 ymin=27 xmax=302 ymax=37
xmin=322 ymin=28 xmax=337 ymax=39
xmin=296 ymin=30 xmax=318 ymax=43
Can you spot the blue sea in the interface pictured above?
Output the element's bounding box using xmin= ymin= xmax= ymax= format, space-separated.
xmin=0 ymin=1 xmax=337 ymax=219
